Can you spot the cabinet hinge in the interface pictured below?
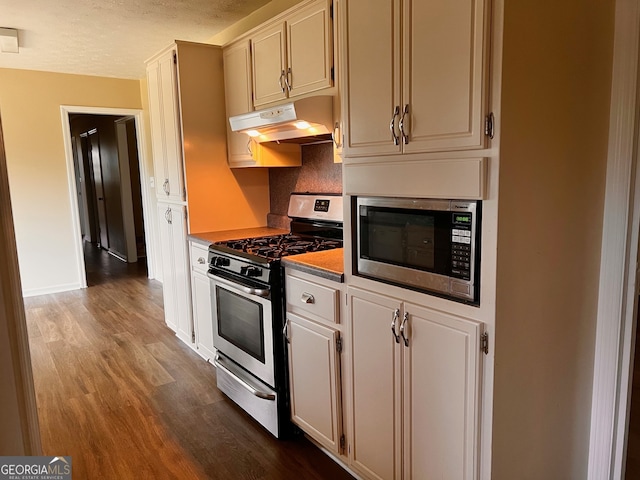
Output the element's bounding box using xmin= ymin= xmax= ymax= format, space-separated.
xmin=481 ymin=332 xmax=489 ymax=355
xmin=173 ymin=52 xmax=177 ymax=64
xmin=336 ymin=336 xmax=343 ymax=353
xmin=192 ymin=330 xmax=196 ymax=343
xmin=330 ymin=66 xmax=335 ymax=81
xmin=484 ymin=112 xmax=495 ymax=139
xmin=339 ymin=434 xmax=345 ymax=452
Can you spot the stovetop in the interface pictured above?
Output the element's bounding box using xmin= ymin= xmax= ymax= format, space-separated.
xmin=213 ymin=234 xmax=342 ymax=261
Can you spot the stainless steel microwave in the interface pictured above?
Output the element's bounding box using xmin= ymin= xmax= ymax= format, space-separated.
xmin=354 ymin=197 xmax=481 ymax=305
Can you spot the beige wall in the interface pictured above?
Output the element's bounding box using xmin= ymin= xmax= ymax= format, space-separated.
xmin=0 ymin=68 xmax=142 ymax=295
xmin=492 ymin=0 xmax=615 ymax=477
xmin=208 ymin=0 xmax=304 ymax=45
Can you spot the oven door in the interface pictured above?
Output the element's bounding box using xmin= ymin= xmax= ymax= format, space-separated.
xmin=208 ymin=270 xmax=275 ymax=388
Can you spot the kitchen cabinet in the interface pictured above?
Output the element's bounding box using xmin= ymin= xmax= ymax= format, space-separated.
xmin=348 ymin=287 xmax=483 ymax=480
xmin=157 ymin=202 xmax=192 ymax=344
xmin=251 ymin=0 xmax=333 ymax=108
xmin=342 ymin=0 xmax=489 ymax=158
xmin=284 ymin=271 xmax=344 ymax=456
xmin=189 ymin=241 xmax=216 ymax=361
xmin=146 ymin=46 xmax=184 ymax=202
xmin=223 ymin=39 xmax=254 ymax=166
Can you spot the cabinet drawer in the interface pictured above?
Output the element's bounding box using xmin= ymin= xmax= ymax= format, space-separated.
xmin=286 ymin=275 xmax=338 ymax=323
xmin=190 ymin=242 xmax=209 ymax=274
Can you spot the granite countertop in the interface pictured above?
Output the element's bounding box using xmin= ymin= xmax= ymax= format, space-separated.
xmin=188 ymin=227 xmax=289 ymax=246
xmin=281 ymin=248 xmax=344 ymax=283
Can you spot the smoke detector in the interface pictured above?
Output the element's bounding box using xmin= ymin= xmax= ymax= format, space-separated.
xmin=0 ymin=28 xmax=19 ymax=54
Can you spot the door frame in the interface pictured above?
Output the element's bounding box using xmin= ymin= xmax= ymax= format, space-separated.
xmin=588 ymin=0 xmax=640 ymax=478
xmin=60 ymin=106 xmax=156 ymax=286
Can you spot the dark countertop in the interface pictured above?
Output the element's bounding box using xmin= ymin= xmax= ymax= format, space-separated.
xmin=281 ymin=248 xmax=344 ymax=283
xmin=188 ymin=227 xmax=289 ymax=247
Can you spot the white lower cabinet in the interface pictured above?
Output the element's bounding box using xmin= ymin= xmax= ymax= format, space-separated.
xmin=157 ymin=202 xmax=192 ymax=344
xmin=189 ymin=241 xmax=216 ymax=361
xmin=348 ymin=287 xmax=484 ymax=480
xmin=285 ymin=270 xmax=344 ymax=456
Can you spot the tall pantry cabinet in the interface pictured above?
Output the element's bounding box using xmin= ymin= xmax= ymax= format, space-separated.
xmin=146 ymin=41 xmax=271 ymax=349
xmin=146 ymin=43 xmax=193 ymax=345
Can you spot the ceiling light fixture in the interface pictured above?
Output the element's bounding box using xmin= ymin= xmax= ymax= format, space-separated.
xmin=0 ymin=28 xmax=19 ymax=54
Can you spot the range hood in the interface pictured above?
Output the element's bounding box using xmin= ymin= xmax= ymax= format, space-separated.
xmin=229 ymin=96 xmax=333 ymax=144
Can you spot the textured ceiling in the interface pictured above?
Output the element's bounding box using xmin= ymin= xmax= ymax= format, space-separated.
xmin=0 ymin=0 xmax=270 ymax=79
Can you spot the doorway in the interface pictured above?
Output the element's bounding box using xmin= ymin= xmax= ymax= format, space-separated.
xmin=69 ymin=114 xmax=147 ymax=285
xmin=61 ymin=106 xmax=156 ymax=288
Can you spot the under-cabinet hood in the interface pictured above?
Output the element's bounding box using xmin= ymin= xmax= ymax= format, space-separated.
xmin=229 ymin=96 xmax=334 ymax=144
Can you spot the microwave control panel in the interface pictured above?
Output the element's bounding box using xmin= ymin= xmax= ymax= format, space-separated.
xmin=450 ymin=212 xmax=473 ymax=280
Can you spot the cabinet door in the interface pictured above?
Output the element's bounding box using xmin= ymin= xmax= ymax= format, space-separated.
xmin=147 ymin=48 xmax=185 ymax=201
xmin=402 ymin=303 xmax=482 ymax=480
xmin=287 ymin=313 xmax=342 ymax=454
xmin=157 ymin=203 xmax=176 ymax=331
xmin=348 ymin=288 xmax=402 ymax=480
xmin=157 ymin=203 xmax=192 ymax=341
xmin=169 ymin=205 xmax=193 ymax=345
xmin=251 ymin=22 xmax=288 ymax=107
xmin=158 ymin=49 xmax=185 ymax=202
xmin=286 ymin=0 xmax=333 ymax=98
xmin=343 ymin=0 xmax=401 ymax=157
xmin=192 ymin=270 xmax=215 ymax=360
xmin=146 ymin=61 xmax=168 ymax=194
xmin=223 ymin=40 xmax=254 ymax=167
xmin=401 ymin=0 xmax=488 ymax=153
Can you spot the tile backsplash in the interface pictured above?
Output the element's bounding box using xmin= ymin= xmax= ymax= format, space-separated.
xmin=267 ymin=142 xmax=342 ymax=229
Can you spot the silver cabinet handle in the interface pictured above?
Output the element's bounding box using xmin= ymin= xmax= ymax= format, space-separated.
xmin=331 ymin=122 xmax=341 ymax=148
xmin=166 ymin=207 xmax=173 ymax=225
xmin=285 ymin=67 xmax=292 ymax=91
xmin=283 ymin=319 xmax=290 ymax=343
xmin=390 ymin=106 xmax=400 ymax=145
xmin=197 ymin=257 xmax=206 ymax=264
xmin=279 ymin=70 xmax=286 ymax=92
xmin=399 ymin=104 xmax=409 ymax=145
xmin=162 ymin=179 xmax=170 ymax=195
xmin=400 ymin=311 xmax=409 ymax=347
xmin=164 ymin=206 xmax=171 ymax=224
xmin=213 ymin=354 xmax=276 ymax=401
xmin=391 ymin=308 xmax=400 ymax=343
xmin=301 ymin=292 xmax=315 ymax=304
xmin=246 ymin=138 xmax=253 ymax=156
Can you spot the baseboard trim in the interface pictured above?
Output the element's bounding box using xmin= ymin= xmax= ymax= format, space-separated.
xmin=23 ymin=282 xmax=84 ymax=298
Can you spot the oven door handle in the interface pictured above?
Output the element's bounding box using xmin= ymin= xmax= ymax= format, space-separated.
xmin=213 ymin=354 xmax=276 ymax=401
xmin=206 ymin=271 xmax=271 ymax=298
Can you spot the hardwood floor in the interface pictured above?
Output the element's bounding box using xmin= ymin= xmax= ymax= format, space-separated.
xmin=24 ymin=245 xmax=354 ymax=479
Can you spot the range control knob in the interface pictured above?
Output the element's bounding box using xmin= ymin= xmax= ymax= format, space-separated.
xmin=214 ymin=256 xmax=230 ymax=267
xmin=241 ymin=266 xmax=262 ymax=277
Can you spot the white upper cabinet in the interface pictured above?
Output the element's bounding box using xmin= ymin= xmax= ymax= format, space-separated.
xmin=146 ymin=47 xmax=185 ymax=202
xmin=251 ymin=0 xmax=333 ymax=108
xmin=223 ymin=40 xmax=254 ymax=166
xmin=343 ymin=0 xmax=489 ymax=158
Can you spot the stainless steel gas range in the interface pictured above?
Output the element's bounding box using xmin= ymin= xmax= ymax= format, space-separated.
xmin=206 ymin=193 xmax=343 ymax=437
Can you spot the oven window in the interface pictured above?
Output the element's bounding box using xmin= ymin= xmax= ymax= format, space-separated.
xmin=216 ymin=287 xmax=265 ymax=363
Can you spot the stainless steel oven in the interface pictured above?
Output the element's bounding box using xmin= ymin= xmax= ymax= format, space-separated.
xmin=209 ymin=271 xmax=275 ymax=387
xmin=355 ymin=196 xmax=481 ymax=304
xmin=207 ymin=193 xmax=344 ymax=438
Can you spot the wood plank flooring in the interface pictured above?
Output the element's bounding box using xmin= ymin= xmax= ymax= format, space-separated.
xmin=24 ymin=245 xmax=354 ymax=479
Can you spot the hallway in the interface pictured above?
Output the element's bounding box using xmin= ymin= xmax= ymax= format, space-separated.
xmin=23 ymin=249 xmax=352 ymax=479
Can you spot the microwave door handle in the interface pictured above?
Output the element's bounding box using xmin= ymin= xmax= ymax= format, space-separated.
xmin=391 ymin=309 xmax=401 ymax=343
xmin=206 ymin=271 xmax=270 ymax=298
